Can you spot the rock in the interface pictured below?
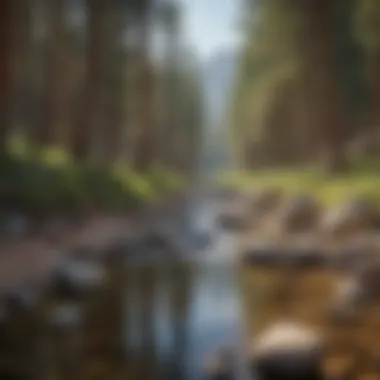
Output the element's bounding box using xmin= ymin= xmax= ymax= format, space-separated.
xmin=276 ymin=195 xmax=320 ymax=233
xmin=321 ymin=197 xmax=380 ymax=237
xmin=217 ymin=202 xmax=250 ymax=231
xmin=241 ymin=240 xmax=326 ymax=269
xmin=329 ymin=260 xmax=380 ymax=323
xmin=248 ymin=188 xmax=282 ymax=216
xmin=249 ymin=321 xmax=324 ymax=380
xmin=204 ymin=345 xmax=237 ymax=380
xmin=53 ymin=260 xmax=105 ymax=300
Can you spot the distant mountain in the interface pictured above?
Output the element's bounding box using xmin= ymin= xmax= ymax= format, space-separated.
xmin=200 ymin=48 xmax=239 ymax=172
xmin=202 ymin=48 xmax=238 ymax=125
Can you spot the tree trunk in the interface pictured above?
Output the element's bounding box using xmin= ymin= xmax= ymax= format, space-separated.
xmin=304 ymin=0 xmax=349 ymax=172
xmin=133 ymin=16 xmax=155 ymax=172
xmin=70 ymin=0 xmax=108 ymax=162
xmin=369 ymin=50 xmax=380 ymax=149
xmin=0 ymin=1 xmax=13 ymax=154
xmin=104 ymin=9 xmax=129 ymax=164
xmin=11 ymin=0 xmax=33 ymax=137
xmin=36 ymin=0 xmax=66 ymax=148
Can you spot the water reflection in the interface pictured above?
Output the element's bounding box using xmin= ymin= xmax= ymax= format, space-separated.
xmin=0 ymin=195 xmax=242 ymax=380
xmin=125 ymin=195 xmax=241 ymax=380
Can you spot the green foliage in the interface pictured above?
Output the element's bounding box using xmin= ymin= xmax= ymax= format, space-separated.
xmin=354 ymin=0 xmax=380 ymax=53
xmin=230 ymin=0 xmax=377 ymax=167
xmin=0 ymin=137 xmax=183 ymax=216
xmin=231 ymin=0 xmax=304 ymax=160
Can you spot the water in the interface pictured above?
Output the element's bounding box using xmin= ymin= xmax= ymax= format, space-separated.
xmin=125 ymin=193 xmax=244 ymax=380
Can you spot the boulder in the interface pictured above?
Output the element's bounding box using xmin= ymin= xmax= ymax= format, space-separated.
xmin=248 ymin=188 xmax=282 ymax=216
xmin=320 ymin=197 xmax=380 ymax=237
xmin=249 ymin=321 xmax=324 ymax=380
xmin=276 ymin=195 xmax=321 ymax=233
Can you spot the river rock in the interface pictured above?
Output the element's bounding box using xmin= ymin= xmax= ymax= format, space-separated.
xmin=320 ymin=197 xmax=380 ymax=237
xmin=276 ymin=195 xmax=321 ymax=233
xmin=249 ymin=321 xmax=324 ymax=380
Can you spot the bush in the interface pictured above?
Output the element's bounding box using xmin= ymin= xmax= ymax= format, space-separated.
xmin=0 ymin=152 xmax=182 ymax=217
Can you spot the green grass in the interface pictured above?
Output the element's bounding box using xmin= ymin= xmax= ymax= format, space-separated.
xmin=217 ymin=165 xmax=380 ymax=207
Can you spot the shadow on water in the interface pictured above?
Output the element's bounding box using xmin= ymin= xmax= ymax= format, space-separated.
xmin=125 ymin=195 xmax=242 ymax=380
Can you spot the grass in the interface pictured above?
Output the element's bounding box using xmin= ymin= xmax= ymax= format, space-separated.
xmin=217 ymin=160 xmax=380 ymax=207
xmin=0 ymin=136 xmax=184 ymax=216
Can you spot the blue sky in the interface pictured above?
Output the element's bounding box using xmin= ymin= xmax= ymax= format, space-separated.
xmin=179 ymin=0 xmax=242 ymax=60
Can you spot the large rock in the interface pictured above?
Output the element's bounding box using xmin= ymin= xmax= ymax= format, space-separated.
xmin=271 ymin=195 xmax=321 ymax=233
xmin=249 ymin=321 xmax=324 ymax=380
xmin=321 ymin=197 xmax=380 ymax=237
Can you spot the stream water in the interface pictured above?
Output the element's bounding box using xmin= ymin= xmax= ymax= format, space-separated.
xmin=125 ymin=194 xmax=246 ymax=380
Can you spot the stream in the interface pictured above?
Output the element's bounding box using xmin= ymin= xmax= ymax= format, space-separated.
xmin=124 ymin=193 xmax=247 ymax=380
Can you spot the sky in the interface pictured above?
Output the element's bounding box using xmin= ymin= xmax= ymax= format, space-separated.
xmin=178 ymin=0 xmax=242 ymax=61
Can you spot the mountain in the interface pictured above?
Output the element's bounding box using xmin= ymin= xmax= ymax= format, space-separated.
xmin=202 ymin=48 xmax=238 ymax=125
xmin=199 ymin=48 xmax=239 ymax=172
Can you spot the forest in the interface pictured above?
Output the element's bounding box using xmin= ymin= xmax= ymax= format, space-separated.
xmin=0 ymin=0 xmax=204 ymax=217
xmin=231 ymin=0 xmax=380 ymax=172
